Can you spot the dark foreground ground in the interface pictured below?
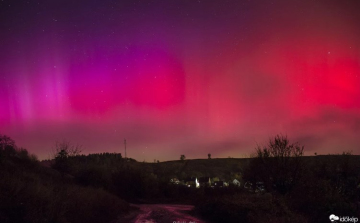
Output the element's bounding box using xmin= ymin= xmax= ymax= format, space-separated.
xmin=116 ymin=204 xmax=205 ymax=223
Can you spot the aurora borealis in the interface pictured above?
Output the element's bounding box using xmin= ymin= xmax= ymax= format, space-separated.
xmin=1 ymin=0 xmax=360 ymax=160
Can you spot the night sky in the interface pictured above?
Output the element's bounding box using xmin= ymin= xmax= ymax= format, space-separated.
xmin=1 ymin=0 xmax=360 ymax=161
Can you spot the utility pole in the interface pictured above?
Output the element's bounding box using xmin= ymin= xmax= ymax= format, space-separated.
xmin=124 ymin=139 xmax=127 ymax=159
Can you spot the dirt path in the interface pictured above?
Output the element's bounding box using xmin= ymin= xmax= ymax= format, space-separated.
xmin=117 ymin=204 xmax=205 ymax=223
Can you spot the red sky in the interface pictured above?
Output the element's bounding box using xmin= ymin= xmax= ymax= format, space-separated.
xmin=1 ymin=0 xmax=360 ymax=160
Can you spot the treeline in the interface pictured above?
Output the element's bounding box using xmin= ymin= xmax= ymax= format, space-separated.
xmin=51 ymin=147 xmax=246 ymax=203
xmin=0 ymin=134 xmax=129 ymax=223
xmin=52 ymin=148 xmax=196 ymax=202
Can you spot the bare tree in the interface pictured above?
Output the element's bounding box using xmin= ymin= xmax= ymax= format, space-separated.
xmin=0 ymin=134 xmax=17 ymax=158
xmin=246 ymin=135 xmax=304 ymax=194
xmin=54 ymin=140 xmax=82 ymax=157
xmin=52 ymin=140 xmax=82 ymax=176
xmin=0 ymin=134 xmax=15 ymax=150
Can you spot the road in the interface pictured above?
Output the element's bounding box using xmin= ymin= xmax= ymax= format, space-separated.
xmin=117 ymin=204 xmax=206 ymax=223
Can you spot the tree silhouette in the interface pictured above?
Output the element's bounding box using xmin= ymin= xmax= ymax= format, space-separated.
xmin=0 ymin=134 xmax=17 ymax=160
xmin=245 ymin=134 xmax=304 ymax=194
xmin=54 ymin=140 xmax=82 ymax=157
xmin=180 ymin=154 xmax=186 ymax=161
xmin=0 ymin=134 xmax=15 ymax=149
xmin=208 ymin=153 xmax=211 ymax=159
xmin=52 ymin=140 xmax=82 ymax=176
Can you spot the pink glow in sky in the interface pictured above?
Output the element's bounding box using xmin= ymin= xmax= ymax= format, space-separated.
xmin=1 ymin=0 xmax=360 ymax=160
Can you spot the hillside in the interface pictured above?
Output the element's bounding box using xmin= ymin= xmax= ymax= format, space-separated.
xmin=0 ymin=141 xmax=129 ymax=223
xmin=105 ymin=155 xmax=360 ymax=183
xmin=127 ymin=158 xmax=251 ymax=182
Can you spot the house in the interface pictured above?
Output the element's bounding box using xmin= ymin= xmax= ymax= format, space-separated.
xmin=184 ymin=177 xmax=199 ymax=188
xmin=198 ymin=177 xmax=211 ymax=187
xmin=232 ymin=179 xmax=241 ymax=187
xmin=244 ymin=181 xmax=253 ymax=191
xmin=213 ymin=181 xmax=224 ymax=187
xmin=255 ymin=182 xmax=265 ymax=193
xmin=170 ymin=178 xmax=180 ymax=184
